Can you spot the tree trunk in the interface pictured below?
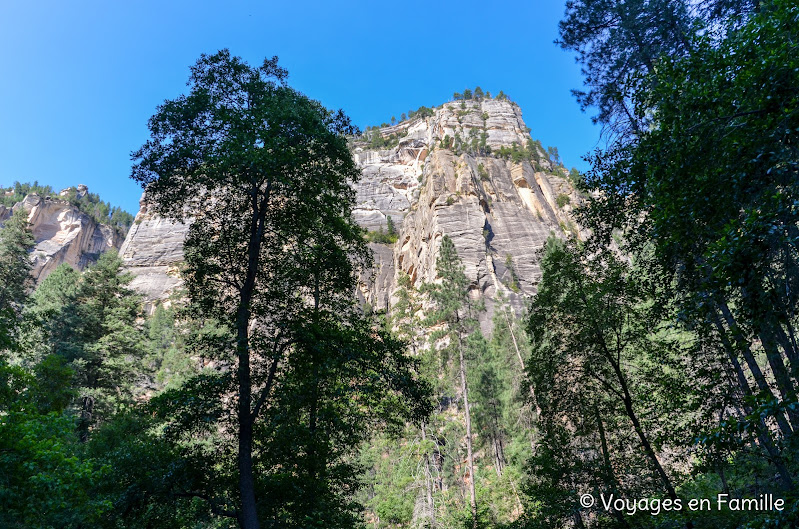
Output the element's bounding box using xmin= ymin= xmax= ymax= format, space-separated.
xmin=237 ymin=304 xmax=259 ymax=529
xmin=604 ymin=353 xmax=694 ymax=529
xmin=595 ymin=406 xmax=630 ymax=529
xmin=759 ymin=330 xmax=799 ymax=432
xmin=421 ymin=425 xmax=437 ymax=528
xmin=457 ymin=333 xmax=478 ymax=529
xmin=711 ymin=310 xmax=794 ymax=489
xmin=236 ymin=197 xmax=267 ymax=529
xmin=78 ymin=395 xmax=94 ymax=443
xmin=718 ymin=302 xmax=794 ymax=438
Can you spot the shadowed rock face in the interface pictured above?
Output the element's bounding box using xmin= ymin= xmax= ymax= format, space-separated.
xmin=121 ymin=99 xmax=580 ymax=328
xmin=0 ymin=194 xmax=123 ymax=282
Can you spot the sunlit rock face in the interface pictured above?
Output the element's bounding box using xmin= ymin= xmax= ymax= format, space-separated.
xmin=121 ymin=98 xmax=580 ymax=328
xmin=354 ymin=99 xmax=578 ymax=331
xmin=0 ymin=193 xmax=123 ymax=282
xmin=118 ymin=194 xmax=190 ymax=314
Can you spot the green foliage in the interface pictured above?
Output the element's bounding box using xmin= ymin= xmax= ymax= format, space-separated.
xmin=0 ymin=356 xmax=109 ymax=528
xmin=523 ymin=5 xmax=799 ymax=526
xmin=0 ymin=181 xmax=56 ymax=206
xmin=568 ymin=166 xmax=583 ymax=187
xmin=525 ymin=237 xmax=695 ymax=529
xmin=555 ymin=193 xmax=570 ymax=208
xmin=364 ymin=127 xmax=403 ymax=150
xmin=0 ymin=209 xmax=34 ymax=350
xmin=544 ymin=146 xmax=562 ymax=168
xmin=503 ymin=254 xmax=520 ymax=293
xmin=22 ymin=251 xmax=145 ymax=439
xmin=408 ymin=105 xmax=434 ymax=119
xmin=477 ymin=163 xmax=489 ymax=181
xmin=145 ymin=304 xmax=197 ymax=390
xmin=131 ymin=49 xmax=431 ymax=528
xmin=365 ymin=216 xmax=399 ymax=245
xmin=0 ymin=182 xmax=134 ymax=235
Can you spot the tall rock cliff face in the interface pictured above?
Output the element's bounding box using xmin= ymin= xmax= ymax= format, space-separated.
xmin=353 ymin=99 xmax=578 ymax=330
xmin=120 ymin=98 xmax=579 ymax=325
xmin=118 ymin=196 xmax=190 ymax=312
xmin=0 ymin=193 xmax=124 ymax=282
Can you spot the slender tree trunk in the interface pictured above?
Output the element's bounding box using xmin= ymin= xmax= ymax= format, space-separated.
xmin=773 ymin=324 xmax=799 ymax=375
xmin=603 ymin=352 xmax=695 ymax=529
xmin=421 ymin=425 xmax=437 ymax=528
xmin=711 ymin=311 xmax=794 ymax=489
xmin=236 ymin=195 xmax=268 ymax=529
xmin=502 ymin=306 xmax=525 ymax=371
xmin=237 ymin=298 xmax=259 ymax=529
xmin=759 ymin=330 xmax=799 ymax=431
xmin=615 ymin=365 xmax=676 ymax=500
xmin=78 ymin=395 xmax=94 ymax=443
xmin=718 ymin=302 xmax=794 ymax=438
xmin=595 ymin=407 xmax=630 ymax=529
xmin=457 ymin=331 xmax=478 ymax=529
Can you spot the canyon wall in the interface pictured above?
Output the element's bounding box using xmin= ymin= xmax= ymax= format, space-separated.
xmin=0 ymin=192 xmax=123 ymax=282
xmin=119 ymin=98 xmax=580 ymax=325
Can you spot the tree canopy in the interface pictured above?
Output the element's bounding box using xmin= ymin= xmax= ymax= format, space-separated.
xmin=131 ymin=49 xmax=431 ymax=529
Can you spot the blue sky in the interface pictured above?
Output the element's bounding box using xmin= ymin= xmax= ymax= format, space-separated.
xmin=0 ymin=0 xmax=600 ymax=215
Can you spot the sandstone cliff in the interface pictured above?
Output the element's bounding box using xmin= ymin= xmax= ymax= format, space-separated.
xmin=120 ymin=98 xmax=580 ymax=325
xmin=118 ymin=195 xmax=190 ymax=312
xmin=0 ymin=193 xmax=124 ymax=282
xmin=352 ymin=99 xmax=578 ymax=330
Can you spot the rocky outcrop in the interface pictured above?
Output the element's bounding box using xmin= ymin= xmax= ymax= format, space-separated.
xmin=0 ymin=193 xmax=124 ymax=282
xmin=354 ymin=99 xmax=579 ymax=331
xmin=120 ymin=98 xmax=580 ymax=329
xmin=118 ymin=195 xmax=190 ymax=313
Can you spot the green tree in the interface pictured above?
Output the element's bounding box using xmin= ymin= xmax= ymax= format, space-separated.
xmin=0 ymin=360 xmax=107 ymax=528
xmin=386 ymin=215 xmax=397 ymax=240
xmin=23 ymin=253 xmax=144 ymax=440
xmin=526 ymin=237 xmax=692 ymax=529
xmin=0 ymin=209 xmax=34 ymax=351
xmin=422 ymin=235 xmax=481 ymax=528
xmin=74 ymin=251 xmax=144 ymax=426
xmin=473 ymin=86 xmax=484 ymax=99
xmin=131 ymin=50 xmax=429 ymax=529
xmin=557 ymin=0 xmax=698 ymax=135
xmin=22 ymin=264 xmax=82 ymax=363
xmin=572 ymin=0 xmax=799 ymax=493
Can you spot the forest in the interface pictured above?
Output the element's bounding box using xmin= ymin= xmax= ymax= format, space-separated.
xmin=1 ymin=1 xmax=798 ymax=528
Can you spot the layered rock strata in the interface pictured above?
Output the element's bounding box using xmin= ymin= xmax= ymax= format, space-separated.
xmin=353 ymin=99 xmax=578 ymax=330
xmin=120 ymin=99 xmax=580 ymax=328
xmin=118 ymin=195 xmax=190 ymax=313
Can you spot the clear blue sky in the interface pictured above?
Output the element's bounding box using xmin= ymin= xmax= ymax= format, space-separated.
xmin=0 ymin=0 xmax=600 ymax=215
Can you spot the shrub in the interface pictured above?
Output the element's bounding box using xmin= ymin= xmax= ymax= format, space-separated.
xmin=478 ymin=163 xmax=489 ymax=181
